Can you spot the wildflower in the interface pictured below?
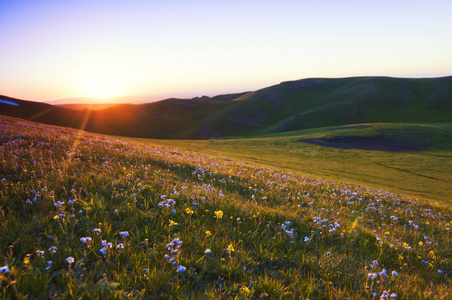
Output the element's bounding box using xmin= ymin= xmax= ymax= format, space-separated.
xmin=241 ymin=287 xmax=251 ymax=296
xmin=66 ymin=257 xmax=74 ymax=264
xmin=169 ymin=220 xmax=178 ymax=227
xmin=391 ymin=270 xmax=399 ymax=276
xmin=99 ymin=247 xmax=107 ymax=254
xmin=144 ymin=268 xmax=148 ymax=274
xmin=185 ymin=207 xmax=194 ymax=215
xmin=214 ymin=210 xmax=223 ymax=219
xmin=53 ymin=215 xmax=59 ymax=220
xmin=36 ymin=250 xmax=44 ymax=257
xmin=204 ymin=249 xmax=212 ymax=254
xmin=0 ymin=266 xmax=10 ymax=273
xmin=120 ymin=231 xmax=129 ymax=237
xmin=227 ymin=244 xmax=235 ymax=253
xmin=117 ymin=243 xmax=124 ymax=249
xmin=49 ymin=246 xmax=57 ymax=254
xmin=107 ymin=242 xmax=113 ymax=248
xmin=438 ymin=270 xmax=444 ymax=274
xmin=79 ymin=209 xmax=83 ymax=213
xmin=80 ymin=237 xmax=92 ymax=243
xmin=23 ymin=254 xmax=30 ymax=265
xmin=176 ymin=265 xmax=186 ymax=273
xmin=368 ymin=273 xmax=378 ymax=280
xmin=390 ymin=293 xmax=398 ymax=298
xmin=418 ymin=241 xmax=423 ymax=246
xmin=101 ymin=240 xmax=107 ymax=246
xmin=304 ymin=236 xmax=310 ymax=242
xmin=94 ymin=228 xmax=101 ymax=234
xmin=205 ymin=230 xmax=212 ymax=236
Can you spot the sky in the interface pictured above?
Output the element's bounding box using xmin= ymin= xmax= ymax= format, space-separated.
xmin=1 ymin=0 xmax=452 ymax=102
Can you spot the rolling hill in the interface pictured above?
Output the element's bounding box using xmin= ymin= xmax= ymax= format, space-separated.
xmin=1 ymin=76 xmax=451 ymax=139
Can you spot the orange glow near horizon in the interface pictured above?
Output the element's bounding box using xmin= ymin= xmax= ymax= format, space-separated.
xmin=1 ymin=1 xmax=451 ymax=102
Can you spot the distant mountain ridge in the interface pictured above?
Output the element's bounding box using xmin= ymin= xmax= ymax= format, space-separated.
xmin=1 ymin=76 xmax=451 ymax=139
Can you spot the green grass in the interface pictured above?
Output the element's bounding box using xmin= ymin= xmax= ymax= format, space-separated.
xmin=2 ymin=76 xmax=451 ymax=140
xmin=148 ymin=123 xmax=452 ymax=206
xmin=1 ymin=116 xmax=452 ymax=299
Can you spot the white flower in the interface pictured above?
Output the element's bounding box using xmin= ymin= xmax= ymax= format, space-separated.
xmin=0 ymin=266 xmax=10 ymax=273
xmin=66 ymin=257 xmax=74 ymax=264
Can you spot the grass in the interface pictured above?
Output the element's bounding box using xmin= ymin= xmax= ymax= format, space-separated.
xmin=2 ymin=76 xmax=451 ymax=140
xmin=148 ymin=123 xmax=452 ymax=207
xmin=1 ymin=115 xmax=451 ymax=299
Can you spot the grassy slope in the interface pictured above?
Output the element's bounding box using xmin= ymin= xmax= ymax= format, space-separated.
xmin=1 ymin=115 xmax=452 ymax=299
xmin=2 ymin=76 xmax=451 ymax=139
xmin=148 ymin=123 xmax=452 ymax=206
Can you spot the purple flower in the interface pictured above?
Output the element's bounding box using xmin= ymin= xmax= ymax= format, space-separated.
xmin=176 ymin=265 xmax=186 ymax=273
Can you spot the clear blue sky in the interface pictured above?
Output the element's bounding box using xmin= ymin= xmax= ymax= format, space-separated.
xmin=1 ymin=0 xmax=451 ymax=102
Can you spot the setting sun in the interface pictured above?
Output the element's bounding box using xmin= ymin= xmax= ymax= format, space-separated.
xmin=75 ymin=67 xmax=125 ymax=99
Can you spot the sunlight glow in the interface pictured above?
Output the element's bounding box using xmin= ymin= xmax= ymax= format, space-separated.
xmin=75 ymin=67 xmax=125 ymax=99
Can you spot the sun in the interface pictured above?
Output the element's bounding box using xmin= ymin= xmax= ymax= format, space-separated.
xmin=75 ymin=67 xmax=125 ymax=100
xmin=81 ymin=79 xmax=122 ymax=99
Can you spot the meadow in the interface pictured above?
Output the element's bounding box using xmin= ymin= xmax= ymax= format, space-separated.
xmin=149 ymin=123 xmax=452 ymax=206
xmin=1 ymin=115 xmax=451 ymax=299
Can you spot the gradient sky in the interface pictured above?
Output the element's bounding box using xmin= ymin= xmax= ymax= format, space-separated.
xmin=1 ymin=0 xmax=452 ymax=102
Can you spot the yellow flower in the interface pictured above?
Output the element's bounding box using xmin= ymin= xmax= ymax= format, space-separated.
xmin=241 ymin=287 xmax=250 ymax=296
xmin=185 ymin=208 xmax=194 ymax=215
xmin=23 ymin=254 xmax=30 ymax=265
xmin=418 ymin=241 xmax=423 ymax=246
xmin=214 ymin=210 xmax=223 ymax=219
xmin=169 ymin=220 xmax=178 ymax=227
xmin=205 ymin=230 xmax=212 ymax=237
xmin=53 ymin=215 xmax=59 ymax=220
xmin=227 ymin=244 xmax=235 ymax=252
xmin=429 ymin=251 xmax=435 ymax=256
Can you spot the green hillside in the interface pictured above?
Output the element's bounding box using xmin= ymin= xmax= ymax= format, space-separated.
xmin=149 ymin=123 xmax=452 ymax=206
xmin=1 ymin=76 xmax=451 ymax=139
